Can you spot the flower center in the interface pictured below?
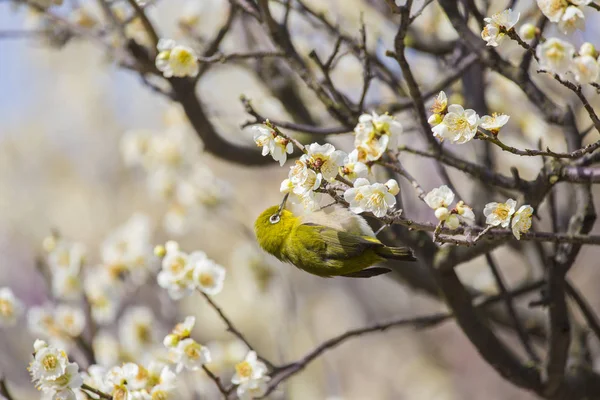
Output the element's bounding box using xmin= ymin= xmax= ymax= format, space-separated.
xmin=0 ymin=299 xmax=13 ymax=317
xmin=185 ymin=342 xmax=201 ymax=359
xmin=42 ymin=355 xmax=57 ymax=371
xmin=198 ymin=272 xmax=215 ymax=288
xmin=235 ymin=361 xmax=253 ymax=378
xmin=493 ymin=204 xmax=510 ymax=220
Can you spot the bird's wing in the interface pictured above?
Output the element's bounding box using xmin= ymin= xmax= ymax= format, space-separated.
xmin=295 ymin=223 xmax=382 ymax=260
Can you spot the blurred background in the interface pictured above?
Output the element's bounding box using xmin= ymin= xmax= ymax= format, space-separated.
xmin=2 ymin=0 xmax=600 ymax=398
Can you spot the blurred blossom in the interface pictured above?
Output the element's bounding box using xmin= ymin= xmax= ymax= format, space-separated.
xmin=537 ymin=38 xmax=575 ymax=75
xmin=118 ymin=306 xmax=158 ymax=358
xmin=93 ymin=331 xmax=121 ymax=367
xmin=172 ymin=338 xmax=211 ymax=372
xmin=155 ymin=39 xmax=200 ymax=78
xmin=28 ymin=304 xmax=85 ymax=347
xmin=558 ymin=6 xmax=585 ymax=34
xmin=0 ymin=287 xmax=23 ymax=326
xmin=101 ymin=213 xmax=157 ymax=286
xmin=570 ymin=55 xmax=599 ymax=84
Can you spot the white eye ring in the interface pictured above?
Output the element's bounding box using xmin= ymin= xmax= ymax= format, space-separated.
xmin=269 ymin=214 xmax=280 ymax=224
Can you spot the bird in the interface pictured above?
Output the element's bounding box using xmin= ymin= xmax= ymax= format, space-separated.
xmin=254 ymin=198 xmax=416 ymax=278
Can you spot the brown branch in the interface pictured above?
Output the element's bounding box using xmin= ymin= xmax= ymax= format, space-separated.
xmin=199 ymin=291 xmax=275 ymax=370
xmin=0 ymin=377 xmax=14 ymax=400
xmin=124 ymin=0 xmax=159 ymax=49
xmin=81 ymin=383 xmax=113 ymax=399
xmin=202 ymin=365 xmax=231 ymax=396
xmin=565 ymin=280 xmax=600 ymax=346
xmin=485 ymin=253 xmax=540 ymax=363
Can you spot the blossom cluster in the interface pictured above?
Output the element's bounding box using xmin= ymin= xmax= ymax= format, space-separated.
xmin=28 ymin=340 xmax=83 ymax=400
xmin=0 ymin=287 xmax=24 ymax=326
xmin=424 ymin=185 xmax=475 ymax=230
xmin=537 ymin=39 xmax=599 ymax=84
xmin=121 ymin=105 xmax=230 ymax=235
xmin=156 ymin=241 xmax=226 ymax=300
xmin=353 ymin=112 xmax=403 ymax=162
xmin=537 ymin=0 xmax=592 ymax=34
xmin=480 ymin=6 xmax=599 ymax=85
xmin=484 ymin=199 xmax=534 ymax=240
xmin=344 ymin=178 xmax=400 ymax=218
xmin=429 ymin=91 xmax=510 ymax=143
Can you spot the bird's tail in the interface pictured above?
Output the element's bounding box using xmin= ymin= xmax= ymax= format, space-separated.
xmin=376 ymin=246 xmax=417 ymax=261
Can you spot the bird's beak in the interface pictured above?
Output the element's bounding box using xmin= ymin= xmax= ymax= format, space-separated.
xmin=276 ymin=193 xmax=289 ymax=216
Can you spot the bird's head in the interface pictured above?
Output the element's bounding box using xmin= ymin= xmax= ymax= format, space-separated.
xmin=254 ymin=204 xmax=297 ymax=259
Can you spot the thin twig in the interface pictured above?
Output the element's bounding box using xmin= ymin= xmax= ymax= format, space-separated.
xmin=200 ymin=291 xmax=275 ymax=370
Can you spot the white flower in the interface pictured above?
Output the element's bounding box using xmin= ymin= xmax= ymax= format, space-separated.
xmin=28 ymin=305 xmax=56 ymax=339
xmin=432 ymin=105 xmax=479 ymax=144
xmin=430 ymin=91 xmax=448 ymax=114
xmin=537 ymin=38 xmax=575 ymax=75
xmin=43 ymin=362 xmax=83 ymax=392
xmin=93 ymin=331 xmax=120 ymax=367
xmin=0 ymin=287 xmax=23 ymax=326
xmin=479 ymin=113 xmax=510 ymax=134
xmin=424 ymin=185 xmax=454 ymax=210
xmin=118 ymin=307 xmax=156 ymax=357
xmin=481 ymin=9 xmax=520 ymax=47
xmin=253 ymin=125 xmax=276 ymax=156
xmin=252 ymin=125 xmax=293 ymax=166
xmin=339 ymin=150 xmax=369 ymax=182
xmin=343 ymin=178 xmax=371 ymax=215
xmin=558 ymin=6 xmax=585 ymax=34
xmin=231 ymin=351 xmax=267 ymax=385
xmin=148 ymin=366 xmax=177 ymax=398
xmin=570 ymin=55 xmax=599 ymax=84
xmin=580 ymin=42 xmax=597 ymax=58
xmin=155 ymin=38 xmax=199 ymax=78
xmin=193 ymin=259 xmax=226 ymax=295
xmin=512 ymin=205 xmax=534 ymax=240
xmin=30 ymin=344 xmax=69 ymax=382
xmin=106 ymin=363 xmax=139 ymax=399
xmin=52 ymin=268 xmax=82 ymax=301
xmin=84 ymin=273 xmax=121 ymax=325
xmin=343 ymin=179 xmax=396 ymax=218
xmin=237 ymin=376 xmax=271 ymax=400
xmin=173 ymin=338 xmax=211 ymax=372
xmin=101 ymin=213 xmax=156 ymax=286
xmin=483 ymin=199 xmax=517 ymax=228
xmin=305 ymin=143 xmax=346 ymax=182
xmin=54 ymin=305 xmax=85 ymax=337
xmin=47 ymin=240 xmax=86 ymax=273
xmin=271 ymin=136 xmax=294 ymax=166
xmin=536 ymin=0 xmax=568 ymax=22
xmin=157 ymin=249 xmax=196 ymax=299
xmin=354 ymin=112 xmax=403 ymax=162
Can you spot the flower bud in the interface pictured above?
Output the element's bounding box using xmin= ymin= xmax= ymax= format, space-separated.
xmin=34 ymin=339 xmax=48 ymax=353
xmin=428 ymin=113 xmax=443 ymax=126
xmin=580 ymin=42 xmax=597 ymax=58
xmin=385 ymin=179 xmax=400 ymax=196
xmin=445 ymin=214 xmax=460 ymax=230
xmin=519 ymin=23 xmax=536 ymax=40
xmin=163 ymin=334 xmax=179 ymax=348
xmin=154 ymin=245 xmax=166 ymax=258
xmin=434 ymin=207 xmax=450 ymax=221
xmin=42 ymin=236 xmax=57 ymax=252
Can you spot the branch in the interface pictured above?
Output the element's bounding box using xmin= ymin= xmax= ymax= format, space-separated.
xmin=199 ymin=291 xmax=275 ymax=370
xmin=81 ymin=383 xmax=113 ymax=399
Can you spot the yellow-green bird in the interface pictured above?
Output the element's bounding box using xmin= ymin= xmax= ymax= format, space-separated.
xmin=254 ymin=199 xmax=416 ymax=278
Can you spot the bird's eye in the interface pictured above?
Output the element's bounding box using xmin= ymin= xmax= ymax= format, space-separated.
xmin=269 ymin=214 xmax=280 ymax=224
